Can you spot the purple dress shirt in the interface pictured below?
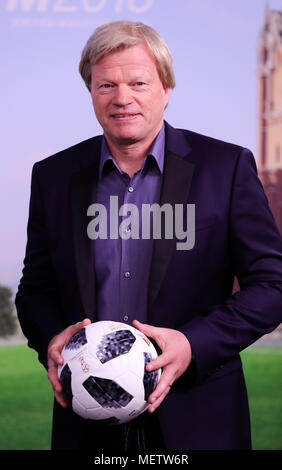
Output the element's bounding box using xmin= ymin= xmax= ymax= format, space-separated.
xmin=93 ymin=124 xmax=165 ymax=325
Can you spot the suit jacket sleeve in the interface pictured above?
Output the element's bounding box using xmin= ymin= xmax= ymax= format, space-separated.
xmin=179 ymin=147 xmax=282 ymax=384
xmin=15 ymin=162 xmax=65 ymax=369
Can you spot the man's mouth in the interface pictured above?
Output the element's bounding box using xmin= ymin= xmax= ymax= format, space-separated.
xmin=111 ymin=113 xmax=140 ymax=119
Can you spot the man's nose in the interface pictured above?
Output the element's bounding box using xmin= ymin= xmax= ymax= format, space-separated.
xmin=112 ymin=85 xmax=133 ymax=107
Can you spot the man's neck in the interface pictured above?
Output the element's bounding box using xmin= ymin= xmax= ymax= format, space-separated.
xmin=104 ymin=126 xmax=163 ymax=179
xmin=106 ymin=142 xmax=150 ymax=178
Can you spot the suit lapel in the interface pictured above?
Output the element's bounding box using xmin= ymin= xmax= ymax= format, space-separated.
xmin=148 ymin=122 xmax=195 ymax=307
xmin=70 ymin=142 xmax=101 ymax=320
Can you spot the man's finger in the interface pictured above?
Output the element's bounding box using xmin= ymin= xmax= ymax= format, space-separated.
xmin=67 ymin=318 xmax=91 ymax=340
xmin=149 ymin=367 xmax=175 ymax=403
xmin=54 ymin=389 xmax=68 ymax=408
xmin=48 ymin=319 xmax=91 ymax=364
xmin=147 ymin=386 xmax=171 ymax=413
xmin=146 ymin=353 xmax=167 ymax=372
xmin=48 ymin=360 xmax=61 ymax=389
xmin=76 ymin=318 xmax=92 ymax=329
xmin=132 ymin=319 xmax=160 ymax=340
xmin=48 ymin=348 xmax=64 ymax=366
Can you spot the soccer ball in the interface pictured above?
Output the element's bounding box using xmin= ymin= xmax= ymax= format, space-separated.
xmin=58 ymin=321 xmax=161 ymax=424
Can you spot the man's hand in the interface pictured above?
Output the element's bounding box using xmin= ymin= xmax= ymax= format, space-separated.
xmin=47 ymin=318 xmax=91 ymax=408
xmin=132 ymin=319 xmax=192 ymax=413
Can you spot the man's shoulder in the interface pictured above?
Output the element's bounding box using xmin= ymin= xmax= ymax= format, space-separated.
xmin=177 ymin=126 xmax=244 ymax=155
xmin=33 ymin=135 xmax=102 ymax=174
xmin=165 ymin=121 xmax=252 ymax=169
xmin=165 ymin=122 xmax=255 ymax=173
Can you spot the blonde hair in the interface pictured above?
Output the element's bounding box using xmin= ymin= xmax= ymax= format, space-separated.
xmin=79 ymin=20 xmax=176 ymax=91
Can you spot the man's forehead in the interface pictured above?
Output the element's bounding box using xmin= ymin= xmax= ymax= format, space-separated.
xmin=91 ymin=53 xmax=158 ymax=82
xmin=92 ymin=42 xmax=155 ymax=68
xmin=91 ymin=63 xmax=153 ymax=78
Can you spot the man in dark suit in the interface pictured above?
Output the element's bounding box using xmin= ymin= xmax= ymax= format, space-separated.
xmin=16 ymin=20 xmax=282 ymax=451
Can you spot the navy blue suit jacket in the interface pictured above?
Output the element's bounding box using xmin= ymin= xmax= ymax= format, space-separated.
xmin=15 ymin=121 xmax=282 ymax=450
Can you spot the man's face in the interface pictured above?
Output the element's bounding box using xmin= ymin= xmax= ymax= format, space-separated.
xmin=90 ymin=42 xmax=170 ymax=147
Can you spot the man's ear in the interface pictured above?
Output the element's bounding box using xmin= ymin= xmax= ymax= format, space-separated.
xmin=163 ymin=87 xmax=171 ymax=110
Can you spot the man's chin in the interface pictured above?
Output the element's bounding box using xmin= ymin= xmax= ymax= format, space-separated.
xmin=116 ymin=135 xmax=141 ymax=145
xmin=107 ymin=132 xmax=144 ymax=146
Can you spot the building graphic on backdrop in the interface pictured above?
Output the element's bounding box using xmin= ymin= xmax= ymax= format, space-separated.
xmin=257 ymin=4 xmax=282 ymax=235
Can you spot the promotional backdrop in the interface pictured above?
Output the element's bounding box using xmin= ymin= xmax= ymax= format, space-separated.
xmin=0 ymin=0 xmax=282 ymax=453
xmin=0 ymin=0 xmax=281 ymax=290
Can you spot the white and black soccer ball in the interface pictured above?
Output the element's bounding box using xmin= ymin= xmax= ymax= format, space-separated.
xmin=58 ymin=321 xmax=161 ymax=424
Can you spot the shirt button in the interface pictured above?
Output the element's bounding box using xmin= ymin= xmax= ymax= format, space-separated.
xmin=124 ymin=271 xmax=131 ymax=278
xmin=128 ymin=186 xmax=134 ymax=193
xmin=123 ymin=315 xmax=129 ymax=321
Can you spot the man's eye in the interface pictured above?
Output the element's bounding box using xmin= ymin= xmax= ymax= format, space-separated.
xmin=135 ymin=82 xmax=145 ymax=86
xmin=101 ymin=84 xmax=112 ymax=89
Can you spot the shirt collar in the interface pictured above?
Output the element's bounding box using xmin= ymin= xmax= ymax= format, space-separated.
xmin=99 ymin=123 xmax=165 ymax=179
